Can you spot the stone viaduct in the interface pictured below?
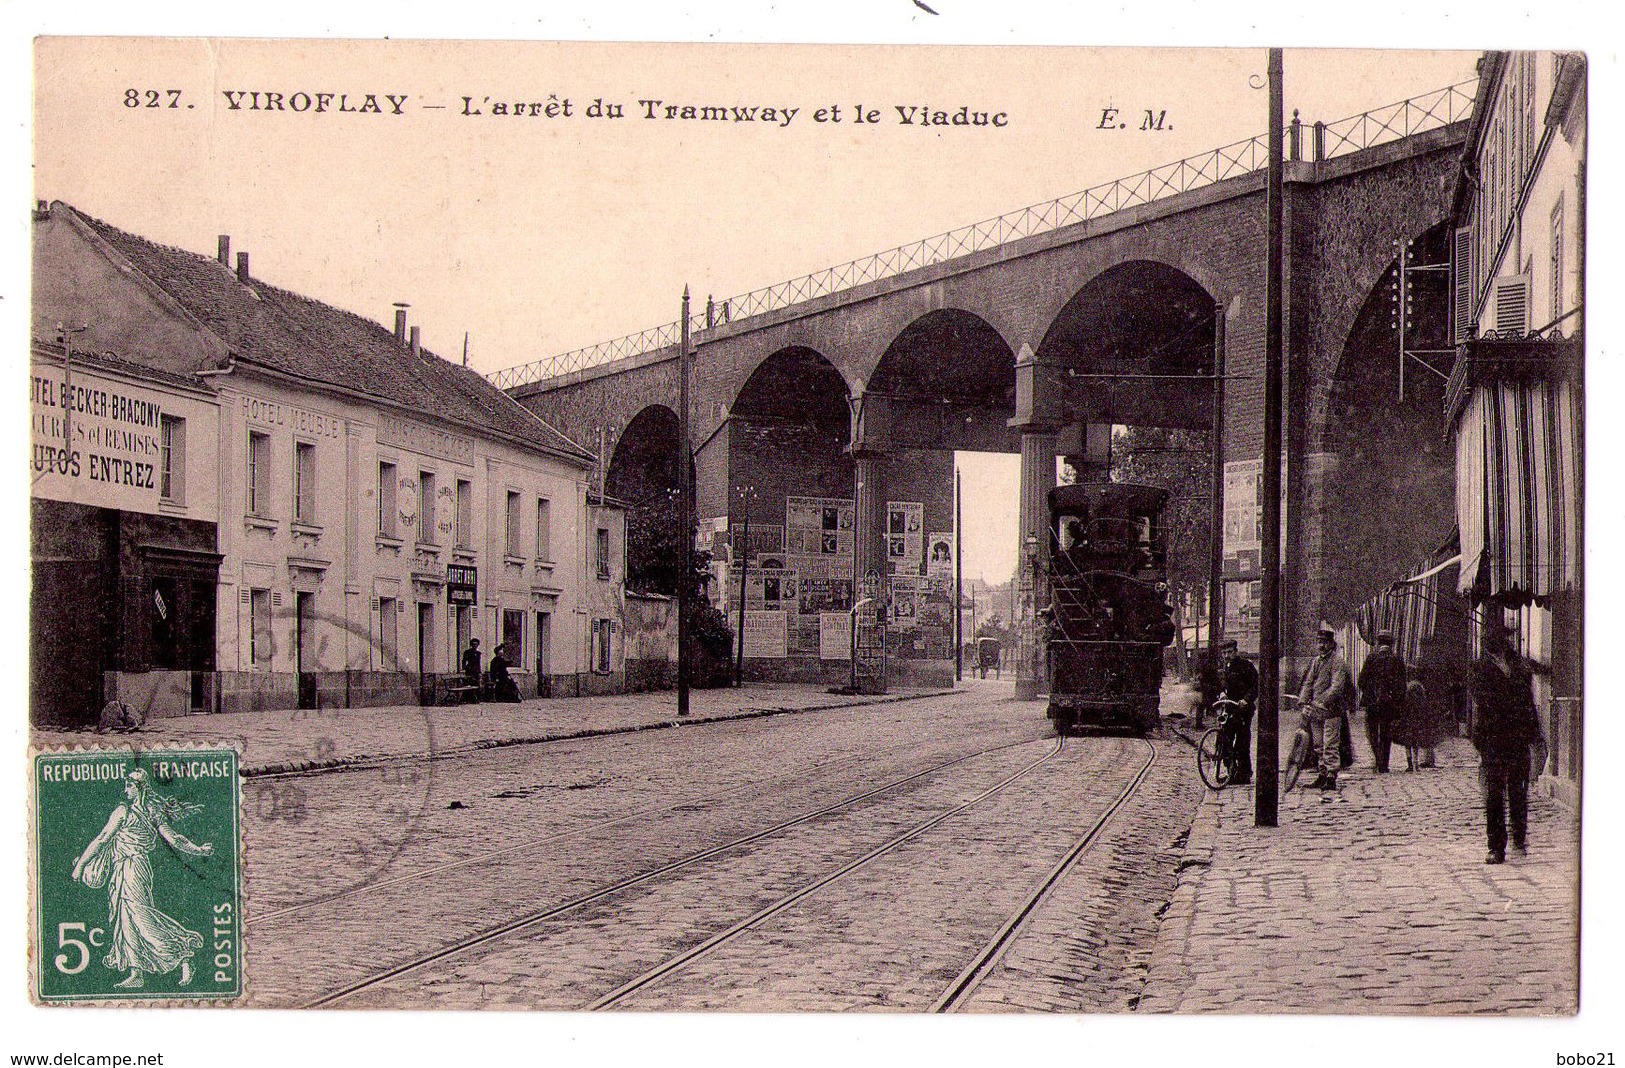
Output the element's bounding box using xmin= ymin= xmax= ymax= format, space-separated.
xmin=506 ymin=103 xmax=1471 ymax=694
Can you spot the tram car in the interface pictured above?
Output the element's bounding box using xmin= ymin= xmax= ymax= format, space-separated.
xmin=1043 ymin=483 xmax=1177 ymax=734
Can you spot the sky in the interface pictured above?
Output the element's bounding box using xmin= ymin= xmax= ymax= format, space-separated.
xmin=28 ymin=37 xmax=1477 ymax=584
xmin=7 ymin=4 xmax=1623 ymax=1064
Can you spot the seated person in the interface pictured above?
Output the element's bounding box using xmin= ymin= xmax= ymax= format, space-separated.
xmin=488 ymin=643 xmax=522 ymax=703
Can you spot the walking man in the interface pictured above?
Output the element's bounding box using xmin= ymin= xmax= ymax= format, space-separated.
xmin=1358 ymin=630 xmax=1406 ymax=773
xmin=1298 ymin=626 xmax=1354 ymax=790
xmin=1470 ymin=619 xmax=1546 ymax=864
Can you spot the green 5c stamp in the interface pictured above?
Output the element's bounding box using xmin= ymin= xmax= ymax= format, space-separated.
xmin=32 ymin=747 xmax=242 ymax=1003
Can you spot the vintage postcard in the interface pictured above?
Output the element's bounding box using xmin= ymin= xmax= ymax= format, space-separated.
xmin=13 ymin=11 xmax=1606 ymax=1067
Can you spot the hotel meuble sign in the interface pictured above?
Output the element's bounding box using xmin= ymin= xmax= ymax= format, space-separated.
xmin=30 ymin=364 xmax=174 ymax=514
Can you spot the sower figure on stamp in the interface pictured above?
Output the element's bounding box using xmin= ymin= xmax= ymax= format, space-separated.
xmin=1470 ymin=618 xmax=1547 ymax=864
xmin=1220 ymin=639 xmax=1258 ymax=785
xmin=1299 ymin=626 xmax=1355 ymax=791
xmin=70 ymin=768 xmax=213 ymax=989
xmin=1358 ymin=630 xmax=1407 ymax=773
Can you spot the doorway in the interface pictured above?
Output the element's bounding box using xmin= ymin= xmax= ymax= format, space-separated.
xmin=417 ymin=602 xmax=435 ymax=705
xmin=295 ymin=591 xmax=316 ymax=710
xmin=534 ymin=610 xmax=551 ymax=697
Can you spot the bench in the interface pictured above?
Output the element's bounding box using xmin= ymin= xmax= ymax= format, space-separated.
xmin=439 ymin=677 xmax=483 ymax=705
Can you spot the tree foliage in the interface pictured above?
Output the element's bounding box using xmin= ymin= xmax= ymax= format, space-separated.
xmin=1110 ymin=426 xmax=1212 ymax=593
xmin=622 ymin=487 xmax=733 ymax=687
xmin=1110 ymin=426 xmax=1214 ymax=673
xmin=624 ymin=488 xmax=685 ymax=597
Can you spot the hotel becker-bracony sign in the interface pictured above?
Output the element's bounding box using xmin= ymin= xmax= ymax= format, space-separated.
xmin=30 ymin=363 xmax=174 ymax=515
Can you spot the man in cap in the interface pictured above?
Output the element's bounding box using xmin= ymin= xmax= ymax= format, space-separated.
xmin=1358 ymin=630 xmax=1407 ymax=773
xmin=1298 ymin=626 xmax=1354 ymax=790
xmin=1218 ymin=638 xmax=1258 ymax=784
xmin=1470 ymin=618 xmax=1546 ymax=863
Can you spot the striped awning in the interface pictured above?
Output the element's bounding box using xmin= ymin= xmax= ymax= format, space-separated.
xmin=1454 ymin=372 xmax=1582 ymax=603
xmin=1352 ymin=551 xmax=1452 ymax=665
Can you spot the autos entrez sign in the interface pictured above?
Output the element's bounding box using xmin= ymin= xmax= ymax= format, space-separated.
xmin=31 ymin=365 xmax=170 ymax=513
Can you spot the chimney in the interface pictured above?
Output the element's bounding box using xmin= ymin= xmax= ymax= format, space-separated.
xmin=392 ymin=303 xmax=410 ymax=342
xmin=235 ymin=251 xmax=250 ymax=283
xmin=409 ymin=325 xmax=421 ymax=360
xmin=217 ymin=235 xmax=230 ymax=266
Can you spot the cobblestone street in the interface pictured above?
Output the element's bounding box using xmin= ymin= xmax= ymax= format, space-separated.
xmin=136 ymin=678 xmax=1576 ymax=1015
xmin=1142 ymin=705 xmax=1579 ymax=1015
xmin=58 ymin=678 xmax=1579 ymax=1014
xmin=226 ymin=681 xmax=1204 ymax=1010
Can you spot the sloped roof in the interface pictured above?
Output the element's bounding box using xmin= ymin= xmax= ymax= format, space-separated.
xmin=57 ymin=202 xmax=592 ymax=465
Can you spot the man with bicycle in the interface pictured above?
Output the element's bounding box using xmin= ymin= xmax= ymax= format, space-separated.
xmin=1218 ymin=639 xmax=1258 ymax=785
xmin=1299 ymin=626 xmax=1354 ymax=790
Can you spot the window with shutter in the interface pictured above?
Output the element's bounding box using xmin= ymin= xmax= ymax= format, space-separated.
xmin=1453 ymin=226 xmax=1474 ymax=343
xmin=1492 ymin=274 xmax=1531 ymax=336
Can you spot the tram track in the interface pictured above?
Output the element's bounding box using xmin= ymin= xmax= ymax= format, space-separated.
xmin=585 ymin=735 xmax=1069 ymax=1010
xmin=930 ymin=736 xmax=1158 ymax=1012
xmin=303 ymin=730 xmax=1053 ymax=1008
xmin=249 ymin=718 xmax=1042 ymax=926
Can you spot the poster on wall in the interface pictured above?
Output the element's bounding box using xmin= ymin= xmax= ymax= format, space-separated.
xmin=886 ymin=501 xmax=924 ymax=574
xmin=742 ymin=610 xmax=788 ymax=659
xmin=730 ymin=568 xmax=798 ymax=611
xmin=1222 ymin=459 xmax=1262 ymax=556
xmin=819 ymin=612 xmax=852 ymax=660
xmin=888 ymin=576 xmax=918 ymax=630
xmin=698 ymin=516 xmax=729 ymax=557
xmin=797 ymin=576 xmax=853 ymax=615
xmin=925 ymin=532 xmax=954 ymax=576
xmin=786 ymin=496 xmax=854 ymax=557
xmin=917 ymin=575 xmax=955 ymax=658
xmin=789 ymin=554 xmax=853 ymax=582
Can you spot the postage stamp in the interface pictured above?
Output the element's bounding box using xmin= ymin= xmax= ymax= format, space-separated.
xmin=32 ymin=746 xmax=243 ymax=1003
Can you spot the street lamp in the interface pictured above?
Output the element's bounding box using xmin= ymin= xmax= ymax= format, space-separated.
xmin=849 ymin=596 xmax=874 ymax=695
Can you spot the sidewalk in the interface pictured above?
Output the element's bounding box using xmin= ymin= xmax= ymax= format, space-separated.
xmin=1147 ymin=699 xmax=1579 ymax=1015
xmin=30 ymin=683 xmax=950 ymax=777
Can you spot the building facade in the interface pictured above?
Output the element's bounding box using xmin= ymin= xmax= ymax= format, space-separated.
xmin=1447 ymin=52 xmax=1584 ymax=801
xmin=29 ymin=342 xmax=223 ymax=726
xmin=31 ymin=201 xmax=627 ymax=725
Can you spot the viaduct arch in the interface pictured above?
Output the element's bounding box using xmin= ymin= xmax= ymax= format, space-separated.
xmin=512 ymin=121 xmax=1467 ymax=690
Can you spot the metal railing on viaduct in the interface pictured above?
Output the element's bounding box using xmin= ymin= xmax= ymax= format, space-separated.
xmin=488 ymin=79 xmax=1476 ymax=392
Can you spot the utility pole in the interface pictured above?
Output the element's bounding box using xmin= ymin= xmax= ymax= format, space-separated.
xmin=677 ymin=288 xmax=693 ymax=718
xmin=1203 ymin=305 xmax=1227 ymax=727
xmin=1256 ymin=47 xmax=1285 ymax=827
xmin=954 ymin=466 xmax=963 ymax=682
xmin=734 ymin=484 xmax=753 ymax=687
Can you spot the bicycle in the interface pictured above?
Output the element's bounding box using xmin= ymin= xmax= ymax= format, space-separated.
xmin=1197 ymin=696 xmax=1248 ymax=790
xmin=1281 ymin=695 xmax=1331 ymax=792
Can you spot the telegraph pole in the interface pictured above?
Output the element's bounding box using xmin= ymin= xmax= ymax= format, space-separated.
xmin=1255 ymin=47 xmax=1285 ymax=827
xmin=677 ymin=288 xmax=693 ymax=718
xmin=734 ymin=484 xmax=752 ymax=687
xmin=1204 ymin=305 xmax=1227 ymax=726
xmin=954 ymin=466 xmax=964 ymax=682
